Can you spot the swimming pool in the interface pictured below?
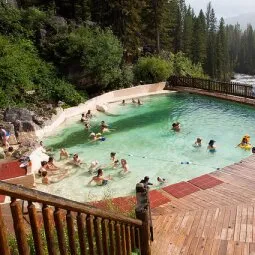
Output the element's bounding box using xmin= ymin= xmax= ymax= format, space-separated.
xmin=39 ymin=93 xmax=254 ymax=202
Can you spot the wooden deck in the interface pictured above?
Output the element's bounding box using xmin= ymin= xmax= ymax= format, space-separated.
xmin=151 ymin=155 xmax=255 ymax=254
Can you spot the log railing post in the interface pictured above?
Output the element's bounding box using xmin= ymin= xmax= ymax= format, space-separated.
xmin=0 ymin=205 xmax=11 ymax=255
xmin=135 ymin=183 xmax=151 ymax=255
xmin=28 ymin=201 xmax=44 ymax=255
xmin=10 ymin=198 xmax=30 ymax=255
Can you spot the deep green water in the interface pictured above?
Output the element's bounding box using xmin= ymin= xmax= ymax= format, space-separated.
xmin=39 ymin=93 xmax=255 ymax=202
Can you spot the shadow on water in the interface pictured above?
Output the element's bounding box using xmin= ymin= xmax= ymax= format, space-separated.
xmin=48 ymin=106 xmax=174 ymax=149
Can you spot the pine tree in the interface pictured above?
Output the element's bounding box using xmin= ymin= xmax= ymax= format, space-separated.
xmin=191 ymin=10 xmax=206 ymax=65
xmin=182 ymin=6 xmax=194 ymax=57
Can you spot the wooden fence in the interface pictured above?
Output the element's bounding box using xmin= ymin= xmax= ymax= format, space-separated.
xmin=168 ymin=76 xmax=255 ymax=99
xmin=0 ymin=181 xmax=151 ymax=255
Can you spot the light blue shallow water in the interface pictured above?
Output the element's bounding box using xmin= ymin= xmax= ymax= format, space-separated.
xmin=39 ymin=93 xmax=255 ymax=202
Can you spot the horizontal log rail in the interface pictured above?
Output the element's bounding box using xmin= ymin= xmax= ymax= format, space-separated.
xmin=168 ymin=76 xmax=255 ymax=99
xmin=0 ymin=181 xmax=142 ymax=226
xmin=0 ymin=181 xmax=150 ymax=255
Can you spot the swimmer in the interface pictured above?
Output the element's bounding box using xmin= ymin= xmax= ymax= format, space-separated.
xmin=132 ymin=98 xmax=136 ymax=104
xmin=88 ymin=160 xmax=99 ymax=174
xmin=137 ymin=99 xmax=143 ymax=105
xmin=100 ymin=121 xmax=109 ymax=133
xmin=172 ymin=122 xmax=181 ymax=132
xmin=60 ymin=148 xmax=69 ymax=160
xmin=110 ymin=152 xmax=117 ymax=163
xmin=113 ymin=160 xmax=120 ymax=168
xmin=46 ymin=157 xmax=59 ymax=171
xmin=193 ymin=138 xmax=202 ymax=147
xmin=42 ymin=170 xmax=69 ymax=185
xmin=88 ymin=169 xmax=112 ymax=186
xmin=237 ymin=135 xmax=250 ymax=147
xmin=84 ymin=123 xmax=91 ymax=130
xmin=120 ymin=159 xmax=129 ymax=174
xmin=89 ymin=132 xmax=97 ymax=141
xmin=121 ymin=100 xmax=126 ymax=105
xmin=157 ymin=177 xmax=166 ymax=184
xmin=207 ymin=140 xmax=216 ymax=153
xmin=81 ymin=113 xmax=87 ymax=122
xmin=72 ymin=153 xmax=82 ymax=166
xmin=85 ymin=110 xmax=93 ymax=119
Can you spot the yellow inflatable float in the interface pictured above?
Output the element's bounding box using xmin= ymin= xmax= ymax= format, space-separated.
xmin=237 ymin=135 xmax=252 ymax=150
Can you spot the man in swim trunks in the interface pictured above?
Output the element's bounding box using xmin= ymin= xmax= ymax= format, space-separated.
xmin=88 ymin=169 xmax=112 ymax=186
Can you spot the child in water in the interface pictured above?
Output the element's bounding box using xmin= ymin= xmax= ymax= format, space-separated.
xmin=193 ymin=138 xmax=202 ymax=147
xmin=207 ymin=140 xmax=216 ymax=153
xmin=172 ymin=122 xmax=181 ymax=132
xmin=157 ymin=177 xmax=166 ymax=184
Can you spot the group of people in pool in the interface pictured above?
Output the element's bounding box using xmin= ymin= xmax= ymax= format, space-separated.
xmin=171 ymin=122 xmax=217 ymax=153
xmin=122 ymin=98 xmax=143 ymax=105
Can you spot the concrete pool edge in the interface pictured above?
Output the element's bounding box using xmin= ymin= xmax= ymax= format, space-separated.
xmin=35 ymin=82 xmax=169 ymax=139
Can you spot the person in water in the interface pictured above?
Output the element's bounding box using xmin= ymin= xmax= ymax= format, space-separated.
xmin=194 ymin=138 xmax=202 ymax=147
xmin=88 ymin=160 xmax=99 ymax=174
xmin=100 ymin=121 xmax=109 ymax=133
xmin=60 ymin=148 xmax=69 ymax=160
xmin=137 ymin=99 xmax=143 ymax=105
xmin=172 ymin=122 xmax=181 ymax=132
xmin=238 ymin=135 xmax=251 ymax=147
xmin=88 ymin=169 xmax=112 ymax=186
xmin=120 ymin=159 xmax=129 ymax=174
xmin=72 ymin=154 xmax=82 ymax=166
xmin=81 ymin=113 xmax=87 ymax=123
xmin=84 ymin=123 xmax=91 ymax=130
xmin=132 ymin=98 xmax=136 ymax=104
xmin=42 ymin=170 xmax=69 ymax=185
xmin=85 ymin=110 xmax=93 ymax=119
xmin=207 ymin=140 xmax=216 ymax=152
xmin=38 ymin=161 xmax=48 ymax=176
xmin=110 ymin=152 xmax=117 ymax=163
xmin=122 ymin=100 xmax=126 ymax=105
xmin=46 ymin=157 xmax=59 ymax=171
xmin=157 ymin=177 xmax=166 ymax=184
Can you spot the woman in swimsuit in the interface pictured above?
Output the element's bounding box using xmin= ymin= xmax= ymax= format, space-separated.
xmin=207 ymin=140 xmax=216 ymax=153
xmin=88 ymin=169 xmax=112 ymax=186
xmin=120 ymin=159 xmax=129 ymax=174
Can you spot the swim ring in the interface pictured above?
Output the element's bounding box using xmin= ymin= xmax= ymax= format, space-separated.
xmin=238 ymin=144 xmax=252 ymax=150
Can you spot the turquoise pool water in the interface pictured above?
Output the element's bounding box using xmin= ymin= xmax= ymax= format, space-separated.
xmin=39 ymin=93 xmax=255 ymax=202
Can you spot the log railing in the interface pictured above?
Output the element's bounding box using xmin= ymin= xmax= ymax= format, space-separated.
xmin=168 ymin=76 xmax=255 ymax=99
xmin=0 ymin=181 xmax=151 ymax=255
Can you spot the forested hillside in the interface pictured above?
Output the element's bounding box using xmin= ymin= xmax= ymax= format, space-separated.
xmin=0 ymin=0 xmax=254 ymax=108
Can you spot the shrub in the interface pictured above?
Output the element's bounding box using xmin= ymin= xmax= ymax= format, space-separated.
xmin=173 ymin=52 xmax=208 ymax=78
xmin=0 ymin=35 xmax=84 ymax=107
xmin=134 ymin=56 xmax=173 ymax=83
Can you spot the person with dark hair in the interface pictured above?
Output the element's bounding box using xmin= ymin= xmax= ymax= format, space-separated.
xmin=172 ymin=122 xmax=181 ymax=132
xmin=81 ymin=113 xmax=87 ymax=122
xmin=252 ymin=147 xmax=255 ymax=154
xmin=0 ymin=125 xmax=10 ymax=147
xmin=140 ymin=176 xmax=153 ymax=188
xmin=85 ymin=110 xmax=93 ymax=119
xmin=38 ymin=161 xmax=48 ymax=176
xmin=157 ymin=177 xmax=166 ymax=184
xmin=88 ymin=169 xmax=112 ymax=186
xmin=46 ymin=157 xmax=59 ymax=171
xmin=207 ymin=140 xmax=216 ymax=153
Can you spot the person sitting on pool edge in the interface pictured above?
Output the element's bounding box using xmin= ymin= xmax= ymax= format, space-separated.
xmin=207 ymin=140 xmax=216 ymax=153
xmin=88 ymin=169 xmax=112 ymax=186
xmin=193 ymin=138 xmax=202 ymax=147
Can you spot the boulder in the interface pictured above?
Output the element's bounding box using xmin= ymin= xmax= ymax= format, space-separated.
xmin=96 ymin=104 xmax=109 ymax=113
xmin=4 ymin=108 xmax=33 ymax=123
xmin=20 ymin=121 xmax=38 ymax=132
xmin=32 ymin=115 xmax=44 ymax=126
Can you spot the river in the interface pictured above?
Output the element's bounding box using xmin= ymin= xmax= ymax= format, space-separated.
xmin=231 ymin=73 xmax=255 ymax=85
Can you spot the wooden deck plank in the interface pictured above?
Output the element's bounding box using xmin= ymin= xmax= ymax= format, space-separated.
xmin=227 ymin=206 xmax=238 ymax=241
xmin=246 ymin=205 xmax=253 ymax=243
xmin=218 ymin=240 xmax=228 ymax=255
xmin=234 ymin=205 xmax=243 ymax=241
xmin=226 ymin=240 xmax=235 ymax=255
xmin=239 ymin=206 xmax=248 ymax=242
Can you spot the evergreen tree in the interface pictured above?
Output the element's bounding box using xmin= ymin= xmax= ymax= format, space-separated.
xmin=182 ymin=6 xmax=194 ymax=57
xmin=191 ymin=10 xmax=206 ymax=65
